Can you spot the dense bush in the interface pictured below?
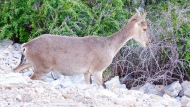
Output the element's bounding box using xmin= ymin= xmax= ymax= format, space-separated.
xmin=0 ymin=0 xmax=131 ymax=43
xmin=0 ymin=0 xmax=189 ymax=88
xmin=110 ymin=1 xmax=190 ymax=88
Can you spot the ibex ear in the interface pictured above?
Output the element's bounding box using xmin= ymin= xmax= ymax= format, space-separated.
xmin=137 ymin=12 xmax=147 ymax=24
xmin=141 ymin=12 xmax=147 ymax=19
xmin=128 ymin=8 xmax=141 ymax=23
xmin=135 ymin=8 xmax=141 ymax=16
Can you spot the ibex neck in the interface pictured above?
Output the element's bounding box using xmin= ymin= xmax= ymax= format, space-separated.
xmin=107 ymin=24 xmax=133 ymax=56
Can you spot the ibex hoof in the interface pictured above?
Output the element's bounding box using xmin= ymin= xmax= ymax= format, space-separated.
xmin=102 ymin=83 xmax=106 ymax=89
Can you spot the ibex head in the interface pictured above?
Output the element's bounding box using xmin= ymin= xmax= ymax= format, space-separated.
xmin=129 ymin=8 xmax=150 ymax=47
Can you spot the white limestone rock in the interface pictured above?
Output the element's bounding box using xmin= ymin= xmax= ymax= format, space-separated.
xmin=160 ymin=94 xmax=181 ymax=107
xmin=14 ymin=94 xmax=22 ymax=102
xmin=105 ymin=76 xmax=126 ymax=90
xmin=139 ymin=82 xmax=158 ymax=95
xmin=181 ymin=96 xmax=190 ymax=107
xmin=12 ymin=43 xmax=21 ymax=51
xmin=179 ymin=81 xmax=190 ymax=97
xmin=0 ymin=73 xmax=31 ymax=87
xmin=155 ymin=85 xmax=165 ymax=96
xmin=0 ymin=39 xmax=13 ymax=47
xmin=163 ymin=81 xmax=182 ymax=97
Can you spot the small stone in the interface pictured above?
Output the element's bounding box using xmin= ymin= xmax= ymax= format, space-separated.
xmin=127 ymin=90 xmax=144 ymax=96
xmin=62 ymin=93 xmax=75 ymax=99
xmin=150 ymin=94 xmax=162 ymax=101
xmin=162 ymin=94 xmax=181 ymax=107
xmin=175 ymin=97 xmax=181 ymax=102
xmin=22 ymin=94 xmax=32 ymax=102
xmin=12 ymin=43 xmax=21 ymax=51
xmin=42 ymin=76 xmax=55 ymax=82
xmin=150 ymin=102 xmax=164 ymax=107
xmin=139 ymin=83 xmax=158 ymax=95
xmin=7 ymin=45 xmax=15 ymax=51
xmin=51 ymin=79 xmax=73 ymax=88
xmin=22 ymin=70 xmax=33 ymax=77
xmin=181 ymin=96 xmax=190 ymax=107
xmin=117 ymin=95 xmax=136 ymax=104
xmin=15 ymin=94 xmax=22 ymax=102
xmin=45 ymin=72 xmax=60 ymax=80
xmin=179 ymin=81 xmax=190 ymax=97
xmin=35 ymin=87 xmax=45 ymax=94
xmin=130 ymin=85 xmax=142 ymax=90
xmin=105 ymin=76 xmax=126 ymax=90
xmin=155 ymin=85 xmax=165 ymax=96
xmin=98 ymin=89 xmax=117 ymax=98
xmin=84 ymin=91 xmax=92 ymax=98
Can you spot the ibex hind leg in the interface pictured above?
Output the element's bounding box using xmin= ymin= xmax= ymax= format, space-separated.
xmin=13 ymin=60 xmax=32 ymax=73
xmin=84 ymin=73 xmax=92 ymax=84
xmin=19 ymin=54 xmax=26 ymax=65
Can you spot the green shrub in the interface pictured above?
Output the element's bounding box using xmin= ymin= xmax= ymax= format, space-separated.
xmin=0 ymin=0 xmax=132 ymax=42
xmin=0 ymin=0 xmax=34 ymax=42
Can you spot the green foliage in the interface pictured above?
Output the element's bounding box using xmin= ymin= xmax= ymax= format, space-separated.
xmin=0 ymin=0 xmax=132 ymax=42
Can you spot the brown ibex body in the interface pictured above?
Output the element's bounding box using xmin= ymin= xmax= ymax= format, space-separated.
xmin=13 ymin=9 xmax=150 ymax=88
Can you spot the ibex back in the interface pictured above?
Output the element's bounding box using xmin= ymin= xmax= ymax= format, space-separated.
xmin=13 ymin=9 xmax=150 ymax=88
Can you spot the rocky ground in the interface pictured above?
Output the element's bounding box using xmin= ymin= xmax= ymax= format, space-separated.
xmin=0 ymin=39 xmax=190 ymax=107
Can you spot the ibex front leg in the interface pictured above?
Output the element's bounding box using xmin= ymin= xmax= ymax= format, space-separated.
xmin=30 ymin=67 xmax=50 ymax=80
xmin=91 ymin=71 xmax=106 ymax=88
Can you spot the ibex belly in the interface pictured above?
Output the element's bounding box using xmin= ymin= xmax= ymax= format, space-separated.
xmin=50 ymin=52 xmax=91 ymax=76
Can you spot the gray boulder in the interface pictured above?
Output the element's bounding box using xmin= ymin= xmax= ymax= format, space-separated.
xmin=179 ymin=81 xmax=190 ymax=97
xmin=163 ymin=81 xmax=182 ymax=97
xmin=139 ymin=83 xmax=158 ymax=95
xmin=0 ymin=39 xmax=13 ymax=47
xmin=105 ymin=76 xmax=126 ymax=90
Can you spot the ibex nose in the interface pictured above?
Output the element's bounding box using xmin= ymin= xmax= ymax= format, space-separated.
xmin=146 ymin=39 xmax=151 ymax=46
xmin=146 ymin=42 xmax=149 ymax=46
xmin=148 ymin=39 xmax=151 ymax=43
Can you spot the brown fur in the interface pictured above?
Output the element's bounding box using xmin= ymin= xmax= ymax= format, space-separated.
xmin=13 ymin=9 xmax=150 ymax=88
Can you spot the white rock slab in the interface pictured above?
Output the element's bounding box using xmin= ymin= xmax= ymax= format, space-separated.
xmin=0 ymin=73 xmax=31 ymax=87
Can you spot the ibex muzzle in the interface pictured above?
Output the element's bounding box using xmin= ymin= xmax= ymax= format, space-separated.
xmin=13 ymin=9 xmax=150 ymax=88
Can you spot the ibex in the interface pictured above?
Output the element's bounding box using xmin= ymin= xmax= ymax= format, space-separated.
xmin=13 ymin=9 xmax=150 ymax=88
